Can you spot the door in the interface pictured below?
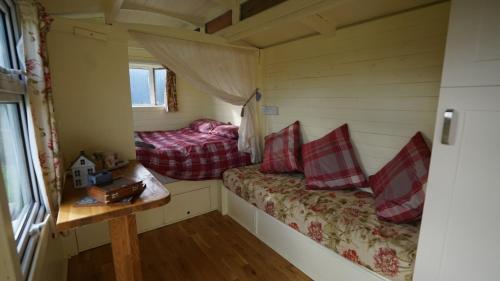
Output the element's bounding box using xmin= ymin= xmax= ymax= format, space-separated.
xmin=440 ymin=0 xmax=500 ymax=87
xmin=413 ymin=0 xmax=500 ymax=280
xmin=414 ymin=88 xmax=500 ymax=281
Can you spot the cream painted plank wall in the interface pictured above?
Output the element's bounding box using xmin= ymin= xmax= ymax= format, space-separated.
xmin=48 ymin=18 xmax=136 ymax=165
xmin=209 ymin=98 xmax=242 ymax=125
xmin=129 ymin=47 xmax=242 ymax=131
xmin=131 ymin=80 xmax=216 ymax=131
xmin=261 ymin=2 xmax=450 ymax=175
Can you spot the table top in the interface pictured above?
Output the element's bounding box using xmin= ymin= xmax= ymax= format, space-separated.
xmin=56 ymin=161 xmax=171 ymax=232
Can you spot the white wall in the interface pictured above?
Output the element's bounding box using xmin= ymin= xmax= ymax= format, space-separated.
xmin=209 ymin=98 xmax=242 ymax=126
xmin=129 ymin=47 xmax=241 ymax=131
xmin=49 ymin=17 xmax=136 ymax=165
xmin=28 ymin=223 xmax=67 ymax=281
xmin=261 ymin=2 xmax=450 ymax=175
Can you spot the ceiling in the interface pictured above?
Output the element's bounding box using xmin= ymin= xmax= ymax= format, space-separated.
xmin=39 ymin=0 xmax=445 ymax=48
xmin=242 ymin=0 xmax=443 ymax=48
xmin=121 ymin=0 xmax=233 ymax=27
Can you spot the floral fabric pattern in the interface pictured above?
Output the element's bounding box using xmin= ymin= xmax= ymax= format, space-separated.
xmin=223 ymin=165 xmax=420 ymax=281
xmin=165 ymin=67 xmax=178 ymax=112
xmin=19 ymin=1 xmax=63 ymax=215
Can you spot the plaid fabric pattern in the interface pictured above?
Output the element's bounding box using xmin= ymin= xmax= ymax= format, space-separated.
xmin=189 ymin=119 xmax=226 ymax=133
xmin=260 ymin=121 xmax=302 ymax=173
xmin=302 ymin=124 xmax=368 ymax=190
xmin=135 ymin=128 xmax=251 ymax=180
xmin=210 ymin=124 xmax=239 ymax=140
xmin=369 ymin=132 xmax=431 ymax=223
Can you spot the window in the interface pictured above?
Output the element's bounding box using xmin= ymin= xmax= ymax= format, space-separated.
xmin=129 ymin=64 xmax=167 ymax=107
xmin=80 ymin=159 xmax=85 ymax=165
xmin=74 ymin=170 xmax=80 ymax=177
xmin=0 ymin=0 xmax=44 ymax=277
xmin=0 ymin=94 xmax=44 ymax=276
xmin=0 ymin=0 xmax=19 ymax=69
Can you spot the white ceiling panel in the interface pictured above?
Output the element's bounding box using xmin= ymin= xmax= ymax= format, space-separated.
xmin=39 ymin=0 xmax=446 ymax=48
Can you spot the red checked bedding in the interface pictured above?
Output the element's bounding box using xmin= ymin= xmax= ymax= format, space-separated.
xmin=135 ymin=128 xmax=251 ymax=180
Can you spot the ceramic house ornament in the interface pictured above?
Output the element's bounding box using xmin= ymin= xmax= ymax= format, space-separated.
xmin=71 ymin=151 xmax=96 ymax=188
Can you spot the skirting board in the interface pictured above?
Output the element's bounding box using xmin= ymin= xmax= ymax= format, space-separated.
xmin=221 ymin=187 xmax=389 ymax=281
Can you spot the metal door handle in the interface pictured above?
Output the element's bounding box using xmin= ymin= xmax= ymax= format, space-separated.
xmin=441 ymin=109 xmax=454 ymax=145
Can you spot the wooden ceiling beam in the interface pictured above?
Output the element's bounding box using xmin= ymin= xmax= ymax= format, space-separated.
xmin=206 ymin=0 xmax=285 ymax=35
xmin=216 ymin=0 xmax=344 ymax=42
xmin=121 ymin=3 xmax=206 ymax=26
xmin=104 ymin=0 xmax=124 ymax=25
xmin=231 ymin=0 xmax=240 ymax=24
xmin=240 ymin=0 xmax=286 ymax=20
xmin=210 ymin=0 xmax=238 ymax=8
xmin=124 ymin=23 xmax=259 ymax=51
xmin=300 ymin=13 xmax=336 ymax=36
xmin=205 ymin=10 xmax=232 ymax=34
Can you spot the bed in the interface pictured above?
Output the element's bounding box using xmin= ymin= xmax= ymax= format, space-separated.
xmin=223 ymin=164 xmax=420 ymax=281
xmin=135 ymin=127 xmax=251 ymax=180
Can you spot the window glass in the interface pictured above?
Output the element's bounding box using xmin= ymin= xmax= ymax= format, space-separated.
xmin=0 ymin=103 xmax=33 ymax=235
xmin=129 ymin=68 xmax=151 ymax=105
xmin=154 ymin=68 xmax=166 ymax=106
xmin=0 ymin=12 xmax=12 ymax=68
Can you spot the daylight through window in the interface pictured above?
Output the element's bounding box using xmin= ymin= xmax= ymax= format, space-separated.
xmin=129 ymin=64 xmax=167 ymax=107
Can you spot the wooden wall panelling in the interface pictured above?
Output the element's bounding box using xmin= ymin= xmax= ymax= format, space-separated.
xmin=261 ymin=2 xmax=450 ymax=175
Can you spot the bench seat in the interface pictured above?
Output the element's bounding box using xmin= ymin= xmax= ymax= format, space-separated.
xmin=223 ymin=164 xmax=420 ymax=281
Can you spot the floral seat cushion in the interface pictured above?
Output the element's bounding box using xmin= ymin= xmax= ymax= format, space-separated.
xmin=223 ymin=165 xmax=420 ymax=281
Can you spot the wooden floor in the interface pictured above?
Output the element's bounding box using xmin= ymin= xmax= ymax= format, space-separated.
xmin=68 ymin=211 xmax=312 ymax=281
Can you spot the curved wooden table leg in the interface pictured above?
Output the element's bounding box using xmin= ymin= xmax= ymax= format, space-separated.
xmin=109 ymin=214 xmax=143 ymax=281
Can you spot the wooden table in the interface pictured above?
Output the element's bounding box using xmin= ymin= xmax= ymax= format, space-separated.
xmin=57 ymin=161 xmax=171 ymax=281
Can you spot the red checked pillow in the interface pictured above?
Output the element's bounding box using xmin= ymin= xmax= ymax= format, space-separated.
xmin=369 ymin=132 xmax=431 ymax=223
xmin=302 ymin=124 xmax=368 ymax=190
xmin=260 ymin=121 xmax=302 ymax=173
xmin=190 ymin=119 xmax=225 ymax=133
xmin=210 ymin=124 xmax=239 ymax=140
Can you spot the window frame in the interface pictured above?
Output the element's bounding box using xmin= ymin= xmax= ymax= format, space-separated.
xmin=0 ymin=0 xmax=20 ymax=69
xmin=0 ymin=92 xmax=45 ymax=277
xmin=0 ymin=0 xmax=45 ymax=278
xmin=129 ymin=63 xmax=166 ymax=108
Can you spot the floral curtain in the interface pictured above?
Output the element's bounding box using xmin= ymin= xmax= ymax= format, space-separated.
xmin=18 ymin=1 xmax=63 ymax=217
xmin=165 ymin=67 xmax=178 ymax=112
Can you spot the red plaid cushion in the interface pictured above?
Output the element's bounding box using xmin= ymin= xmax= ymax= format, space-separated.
xmin=302 ymin=124 xmax=368 ymax=190
xmin=260 ymin=121 xmax=302 ymax=173
xmin=190 ymin=119 xmax=225 ymax=133
xmin=369 ymin=132 xmax=431 ymax=223
xmin=210 ymin=124 xmax=239 ymax=140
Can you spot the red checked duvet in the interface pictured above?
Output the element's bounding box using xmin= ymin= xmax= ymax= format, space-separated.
xmin=135 ymin=128 xmax=251 ymax=180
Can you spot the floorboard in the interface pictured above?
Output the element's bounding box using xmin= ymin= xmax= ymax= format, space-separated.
xmin=67 ymin=211 xmax=312 ymax=281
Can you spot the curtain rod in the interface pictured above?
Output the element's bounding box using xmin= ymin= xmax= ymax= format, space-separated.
xmin=127 ymin=28 xmax=260 ymax=52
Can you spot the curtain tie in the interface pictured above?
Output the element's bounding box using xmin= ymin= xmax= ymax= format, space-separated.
xmin=240 ymin=89 xmax=261 ymax=117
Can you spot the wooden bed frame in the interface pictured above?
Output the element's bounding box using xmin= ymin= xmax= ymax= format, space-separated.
xmin=221 ymin=186 xmax=389 ymax=281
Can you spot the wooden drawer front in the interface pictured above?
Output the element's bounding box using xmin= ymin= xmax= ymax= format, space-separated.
xmin=136 ymin=206 xmax=165 ymax=234
xmin=164 ymin=188 xmax=212 ymax=224
xmin=166 ymin=180 xmax=216 ymax=196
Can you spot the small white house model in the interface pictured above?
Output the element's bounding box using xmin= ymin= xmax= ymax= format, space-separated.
xmin=71 ymin=151 xmax=96 ymax=188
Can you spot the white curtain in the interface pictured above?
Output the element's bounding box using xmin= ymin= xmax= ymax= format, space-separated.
xmin=130 ymin=31 xmax=261 ymax=162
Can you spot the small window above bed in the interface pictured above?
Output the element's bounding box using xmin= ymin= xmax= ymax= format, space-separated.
xmin=129 ymin=63 xmax=167 ymax=107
